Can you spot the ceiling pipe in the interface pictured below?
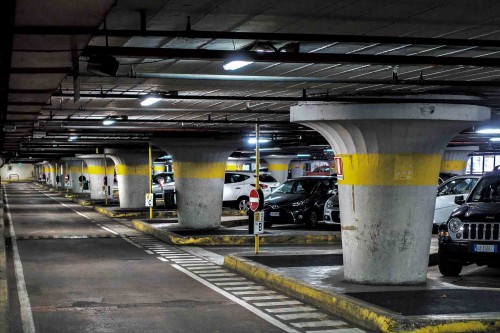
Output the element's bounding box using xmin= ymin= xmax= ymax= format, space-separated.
xmin=38 ymin=118 xmax=291 ymax=126
xmin=41 ymin=107 xmax=290 ymax=115
xmin=83 ymin=46 xmax=500 ymax=68
xmin=75 ymin=71 xmax=500 ymax=88
xmin=14 ymin=26 xmax=500 ymax=48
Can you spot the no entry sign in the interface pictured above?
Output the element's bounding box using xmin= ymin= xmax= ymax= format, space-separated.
xmin=249 ymin=189 xmax=260 ymax=211
xmin=334 ymin=156 xmax=343 ymax=180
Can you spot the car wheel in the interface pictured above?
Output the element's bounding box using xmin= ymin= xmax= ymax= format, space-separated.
xmin=305 ymin=210 xmax=319 ymax=227
xmin=438 ymin=254 xmax=462 ymax=277
xmin=237 ymin=196 xmax=250 ymax=211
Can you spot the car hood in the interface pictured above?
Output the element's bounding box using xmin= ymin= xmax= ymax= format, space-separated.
xmin=453 ymin=202 xmax=500 ymax=222
xmin=265 ymin=192 xmax=308 ymax=205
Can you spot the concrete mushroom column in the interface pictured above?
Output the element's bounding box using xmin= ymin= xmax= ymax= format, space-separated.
xmin=440 ymin=146 xmax=479 ymax=175
xmin=77 ymin=155 xmax=114 ymax=200
xmin=61 ymin=158 xmax=82 ymax=192
xmin=291 ymin=100 xmax=490 ymax=285
xmin=226 ymin=158 xmax=247 ymax=171
xmin=153 ymin=138 xmax=239 ymax=229
xmin=44 ymin=162 xmax=56 ymax=187
xmin=153 ymin=162 xmax=165 ymax=175
xmin=263 ymin=155 xmax=295 ymax=183
xmin=105 ymin=149 xmax=150 ymax=209
xmin=289 ymin=161 xmax=304 ymax=178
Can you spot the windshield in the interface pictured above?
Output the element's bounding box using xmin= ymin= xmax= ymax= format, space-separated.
xmin=469 ymin=177 xmax=500 ymax=202
xmin=275 ymin=179 xmax=318 ymax=194
xmin=259 ymin=174 xmax=278 ymax=182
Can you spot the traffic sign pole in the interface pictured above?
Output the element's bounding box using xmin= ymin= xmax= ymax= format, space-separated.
xmin=255 ymin=122 xmax=260 ymax=254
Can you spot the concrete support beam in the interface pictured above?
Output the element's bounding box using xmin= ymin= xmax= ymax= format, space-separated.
xmin=77 ymin=155 xmax=114 ymax=200
xmin=153 ymin=138 xmax=239 ymax=229
xmin=440 ymin=146 xmax=479 ymax=175
xmin=291 ymin=98 xmax=490 ymax=285
xmin=263 ymin=155 xmax=295 ymax=183
xmin=105 ymin=149 xmax=150 ymax=209
xmin=43 ymin=162 xmax=56 ymax=187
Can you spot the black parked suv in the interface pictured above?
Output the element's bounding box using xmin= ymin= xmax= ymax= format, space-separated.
xmin=262 ymin=176 xmax=336 ymax=227
xmin=438 ymin=170 xmax=500 ymax=276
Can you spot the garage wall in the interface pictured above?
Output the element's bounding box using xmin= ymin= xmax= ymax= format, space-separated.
xmin=1 ymin=163 xmax=34 ymax=181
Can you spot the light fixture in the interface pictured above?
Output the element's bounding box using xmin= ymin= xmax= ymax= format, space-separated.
xmin=102 ymin=116 xmax=117 ymax=126
xmin=257 ymin=147 xmax=281 ymax=151
xmin=248 ymin=137 xmax=270 ymax=144
xmin=477 ymin=128 xmax=500 ymax=134
xmin=490 ymin=138 xmax=500 ymax=142
xmin=324 ymin=149 xmax=334 ymax=152
xmin=297 ymin=154 xmax=311 ymax=158
xmin=223 ymin=60 xmax=253 ymax=71
xmin=140 ymin=94 xmax=162 ymax=106
xmin=68 ymin=136 xmax=78 ymax=142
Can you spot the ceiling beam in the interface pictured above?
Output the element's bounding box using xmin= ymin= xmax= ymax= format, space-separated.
xmin=83 ymin=46 xmax=500 ymax=68
xmin=14 ymin=26 xmax=500 ymax=48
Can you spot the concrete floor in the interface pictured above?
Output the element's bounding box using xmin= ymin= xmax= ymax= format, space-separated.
xmin=4 ymin=183 xmax=367 ymax=333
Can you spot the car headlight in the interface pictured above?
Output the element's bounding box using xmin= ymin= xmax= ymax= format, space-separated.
xmin=448 ymin=217 xmax=463 ymax=233
xmin=292 ymin=199 xmax=308 ymax=207
xmin=326 ymin=199 xmax=335 ymax=209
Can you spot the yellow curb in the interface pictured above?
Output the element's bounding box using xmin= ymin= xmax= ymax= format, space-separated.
xmin=130 ymin=219 xmax=342 ymax=246
xmin=224 ymin=254 xmax=500 ymax=333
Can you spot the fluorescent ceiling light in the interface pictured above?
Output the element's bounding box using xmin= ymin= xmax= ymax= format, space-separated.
xmin=297 ymin=154 xmax=311 ymax=158
xmin=490 ymin=138 xmax=500 ymax=142
xmin=102 ymin=118 xmax=117 ymax=126
xmin=223 ymin=61 xmax=253 ymax=71
xmin=68 ymin=136 xmax=78 ymax=141
xmin=476 ymin=128 xmax=500 ymax=134
xmin=256 ymin=147 xmax=281 ymax=151
xmin=140 ymin=96 xmax=162 ymax=106
xmin=324 ymin=149 xmax=334 ymax=152
xmin=248 ymin=138 xmax=270 ymax=144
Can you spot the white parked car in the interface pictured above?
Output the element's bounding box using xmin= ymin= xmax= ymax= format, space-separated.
xmin=224 ymin=171 xmax=280 ymax=210
xmin=433 ymin=175 xmax=482 ymax=226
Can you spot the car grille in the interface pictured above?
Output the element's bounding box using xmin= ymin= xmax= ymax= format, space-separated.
xmin=462 ymin=223 xmax=500 ymax=241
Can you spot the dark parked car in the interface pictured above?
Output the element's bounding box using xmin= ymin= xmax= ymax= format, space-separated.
xmin=262 ymin=176 xmax=336 ymax=227
xmin=438 ymin=170 xmax=500 ymax=276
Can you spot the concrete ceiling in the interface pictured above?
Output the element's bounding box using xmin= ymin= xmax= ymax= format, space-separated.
xmin=5 ymin=0 xmax=500 ymax=162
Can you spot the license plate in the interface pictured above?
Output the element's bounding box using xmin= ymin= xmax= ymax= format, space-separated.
xmin=473 ymin=244 xmax=497 ymax=253
xmin=270 ymin=212 xmax=280 ymax=217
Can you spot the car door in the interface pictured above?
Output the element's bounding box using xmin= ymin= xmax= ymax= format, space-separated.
xmin=434 ymin=176 xmax=480 ymax=224
xmin=223 ymin=173 xmax=249 ymax=201
xmin=315 ymin=178 xmax=335 ymax=209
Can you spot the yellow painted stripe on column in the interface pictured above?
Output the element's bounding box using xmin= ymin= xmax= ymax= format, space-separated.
xmin=226 ymin=164 xmax=237 ymax=171
xmin=87 ymin=165 xmax=115 ymax=175
xmin=440 ymin=160 xmax=466 ymax=173
xmin=153 ymin=165 xmax=165 ymax=172
xmin=173 ymin=161 xmax=226 ymax=179
xmin=268 ymin=163 xmax=289 ymax=171
xmin=116 ymin=164 xmax=149 ymax=176
xmin=48 ymin=166 xmax=55 ymax=172
xmin=338 ymin=153 xmax=441 ymax=186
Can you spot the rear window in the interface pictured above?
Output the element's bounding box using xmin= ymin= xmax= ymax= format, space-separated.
xmin=259 ymin=174 xmax=277 ymax=182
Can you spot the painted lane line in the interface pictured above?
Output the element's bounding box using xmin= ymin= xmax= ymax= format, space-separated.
xmin=199 ymin=273 xmax=237 ymax=278
xmin=171 ymin=264 xmax=300 ymax=333
xmin=291 ymin=320 xmax=348 ymax=328
xmin=144 ymin=250 xmax=155 ymax=254
xmin=100 ymin=226 xmax=118 ymax=235
xmin=305 ymin=329 xmax=365 ymax=333
xmin=157 ymin=257 xmax=169 ymax=262
xmin=253 ymin=300 xmax=301 ymax=307
xmin=265 ymin=306 xmax=316 ymax=313
xmin=242 ymin=296 xmax=288 ymax=301
xmin=4 ymin=190 xmax=37 ymax=333
xmin=277 ymin=313 xmax=328 ymax=320
xmin=224 ymin=286 xmax=265 ymax=291
xmin=232 ymin=290 xmax=277 ymax=295
xmin=214 ymin=282 xmax=255 ymax=286
xmin=205 ymin=277 xmax=246 ymax=282
xmin=121 ymin=237 xmax=143 ymax=248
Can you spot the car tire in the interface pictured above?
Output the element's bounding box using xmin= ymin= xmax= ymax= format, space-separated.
xmin=305 ymin=209 xmax=319 ymax=227
xmin=237 ymin=196 xmax=250 ymax=211
xmin=438 ymin=255 xmax=463 ymax=277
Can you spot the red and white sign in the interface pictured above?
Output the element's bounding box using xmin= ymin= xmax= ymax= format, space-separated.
xmin=249 ymin=189 xmax=260 ymax=211
xmin=334 ymin=157 xmax=344 ymax=180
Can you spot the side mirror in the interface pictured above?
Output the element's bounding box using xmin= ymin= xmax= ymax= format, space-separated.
xmin=454 ymin=195 xmax=465 ymax=205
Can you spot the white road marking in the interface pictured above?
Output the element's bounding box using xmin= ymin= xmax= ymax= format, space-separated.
xmin=206 ymin=277 xmax=246 ymax=282
xmin=232 ymin=290 xmax=277 ymax=295
xmin=199 ymin=273 xmax=237 ymax=277
xmin=144 ymin=250 xmax=155 ymax=254
xmin=157 ymin=257 xmax=169 ymax=262
xmin=224 ymin=286 xmax=265 ymax=291
xmin=184 ymin=265 xmax=219 ymax=270
xmin=214 ymin=281 xmax=255 ymax=286
xmin=172 ymin=259 xmax=205 ymax=263
xmin=179 ymin=263 xmax=216 ymax=267
xmin=100 ymin=226 xmax=118 ymax=235
xmin=171 ymin=264 xmax=300 ymax=333
xmin=265 ymin=306 xmax=316 ymax=313
xmin=4 ymin=190 xmax=36 ymax=333
xmin=292 ymin=320 xmax=348 ymax=328
xmin=277 ymin=313 xmax=327 ymax=320
xmin=253 ymin=300 xmax=301 ymax=307
xmin=242 ymin=295 xmax=288 ymax=301
xmin=121 ymin=237 xmax=143 ymax=248
xmin=306 ymin=329 xmax=365 ymax=333
xmin=182 ymin=246 xmax=225 ymax=265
